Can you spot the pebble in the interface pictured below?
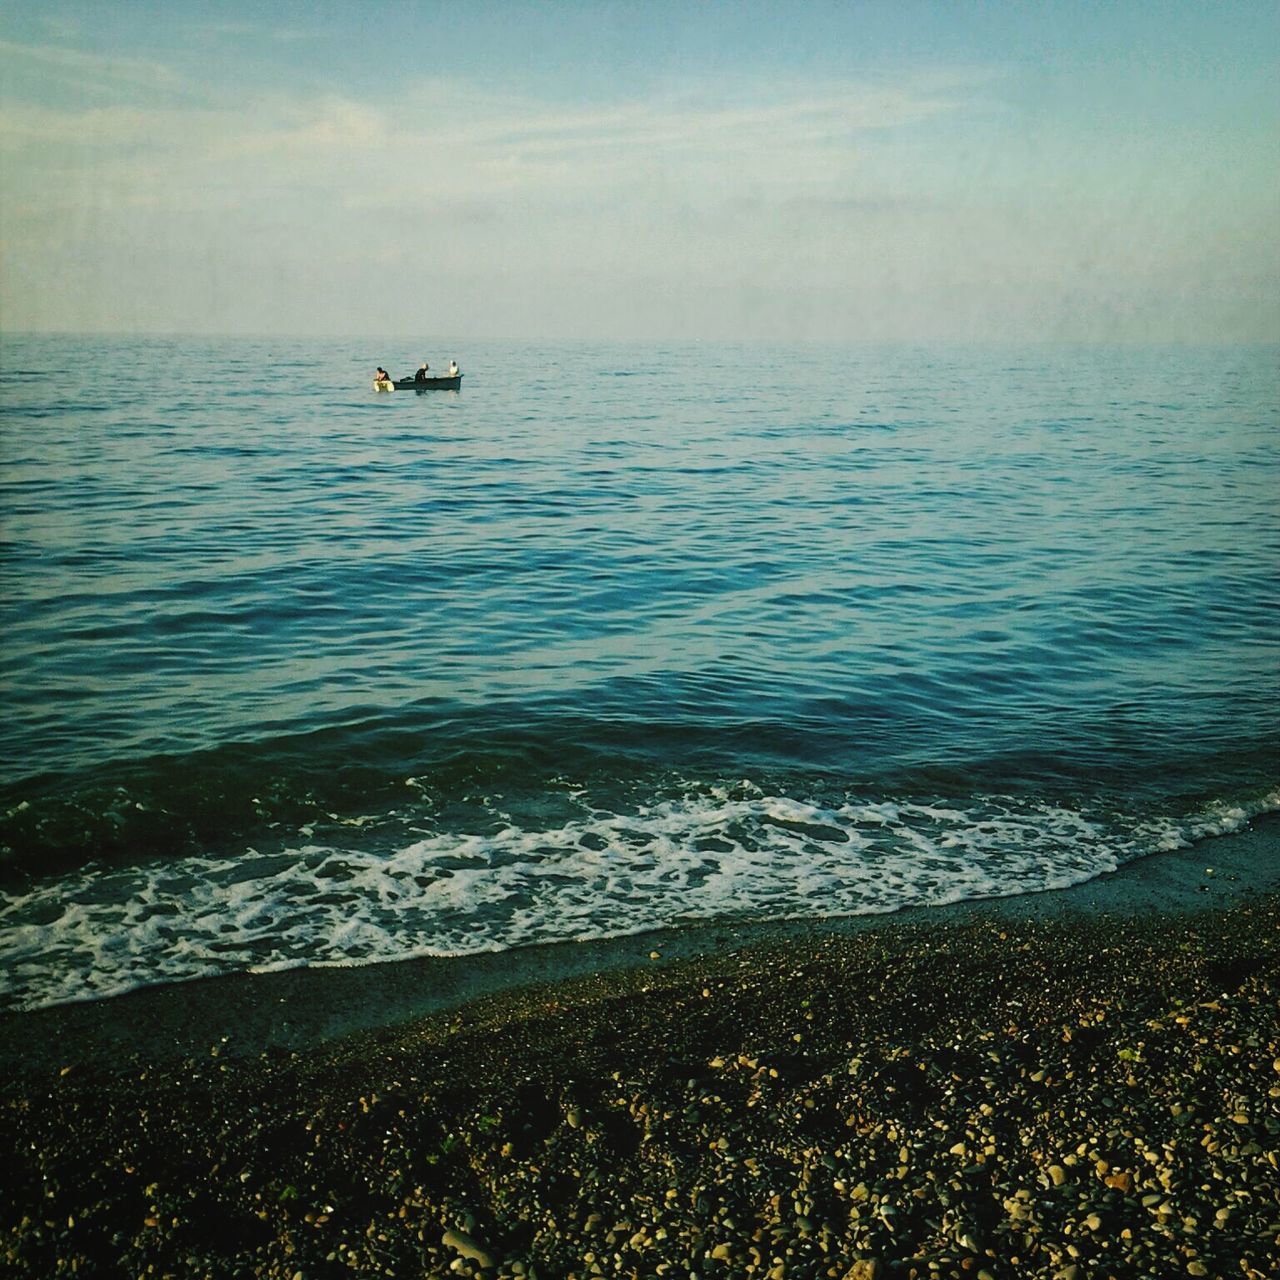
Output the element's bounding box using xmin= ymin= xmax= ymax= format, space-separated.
xmin=842 ymin=1262 xmax=882 ymax=1280
xmin=442 ymin=1227 xmax=496 ymax=1270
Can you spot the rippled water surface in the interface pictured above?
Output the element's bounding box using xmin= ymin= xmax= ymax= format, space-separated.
xmin=2 ymin=335 xmax=1276 ymax=1008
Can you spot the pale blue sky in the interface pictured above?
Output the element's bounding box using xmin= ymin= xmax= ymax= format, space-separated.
xmin=1 ymin=1 xmax=1276 ymax=341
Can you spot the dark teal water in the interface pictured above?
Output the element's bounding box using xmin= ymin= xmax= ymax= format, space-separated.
xmin=1 ymin=335 xmax=1276 ymax=1009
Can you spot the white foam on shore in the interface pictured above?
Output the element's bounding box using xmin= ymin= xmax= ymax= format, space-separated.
xmin=2 ymin=784 xmax=1276 ymax=1011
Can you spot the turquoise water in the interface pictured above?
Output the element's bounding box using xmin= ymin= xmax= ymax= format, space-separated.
xmin=1 ymin=335 xmax=1276 ymax=1009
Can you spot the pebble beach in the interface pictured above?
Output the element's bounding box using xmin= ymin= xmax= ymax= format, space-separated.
xmin=4 ymin=825 xmax=1280 ymax=1280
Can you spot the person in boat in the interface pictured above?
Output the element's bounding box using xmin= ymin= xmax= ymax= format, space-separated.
xmin=448 ymin=359 xmax=458 ymax=377
xmin=375 ymin=367 xmax=390 ymax=383
xmin=414 ymin=362 xmax=429 ymax=384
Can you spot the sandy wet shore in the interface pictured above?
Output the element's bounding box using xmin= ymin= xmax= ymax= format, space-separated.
xmin=2 ymin=820 xmax=1279 ymax=1278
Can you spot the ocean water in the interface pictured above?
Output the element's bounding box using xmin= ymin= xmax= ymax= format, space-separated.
xmin=1 ymin=334 xmax=1276 ymax=1012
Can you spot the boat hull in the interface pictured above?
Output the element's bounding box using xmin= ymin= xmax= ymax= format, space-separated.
xmin=393 ymin=375 xmax=462 ymax=390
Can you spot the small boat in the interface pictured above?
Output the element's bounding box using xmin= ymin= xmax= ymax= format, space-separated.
xmin=393 ymin=374 xmax=463 ymax=391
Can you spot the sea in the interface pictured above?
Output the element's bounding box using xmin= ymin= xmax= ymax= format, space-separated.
xmin=1 ymin=335 xmax=1276 ymax=1013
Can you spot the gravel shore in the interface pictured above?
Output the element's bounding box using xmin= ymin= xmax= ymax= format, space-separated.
xmin=4 ymin=860 xmax=1280 ymax=1278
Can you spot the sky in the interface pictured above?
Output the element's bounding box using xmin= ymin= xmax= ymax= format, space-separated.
xmin=0 ymin=0 xmax=1276 ymax=343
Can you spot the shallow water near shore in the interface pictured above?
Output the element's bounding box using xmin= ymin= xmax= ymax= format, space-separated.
xmin=1 ymin=335 xmax=1277 ymax=1011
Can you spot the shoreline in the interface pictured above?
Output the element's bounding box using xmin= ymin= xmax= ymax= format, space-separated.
xmin=2 ymin=824 xmax=1278 ymax=1278
xmin=2 ymin=815 xmax=1278 ymax=1078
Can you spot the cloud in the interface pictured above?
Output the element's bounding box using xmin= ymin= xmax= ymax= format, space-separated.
xmin=0 ymin=38 xmax=186 ymax=98
xmin=0 ymin=69 xmax=984 ymax=222
xmin=0 ymin=103 xmax=192 ymax=148
xmin=1 ymin=45 xmax=1273 ymax=341
xmin=399 ymin=73 xmax=986 ymax=171
xmin=36 ymin=14 xmax=84 ymax=42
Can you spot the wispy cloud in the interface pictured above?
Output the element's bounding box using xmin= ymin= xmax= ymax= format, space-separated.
xmin=36 ymin=14 xmax=84 ymax=42
xmin=0 ymin=38 xmax=187 ymax=98
xmin=0 ymin=69 xmax=986 ymax=216
xmin=2 ymin=33 xmax=1270 ymax=341
xmin=0 ymin=103 xmax=197 ymax=147
xmin=170 ymin=19 xmax=323 ymax=44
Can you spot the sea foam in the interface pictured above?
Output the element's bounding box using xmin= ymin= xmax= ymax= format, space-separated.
xmin=2 ymin=784 xmax=1274 ymax=1012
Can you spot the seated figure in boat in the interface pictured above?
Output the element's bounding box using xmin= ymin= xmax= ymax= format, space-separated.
xmin=448 ymin=360 xmax=459 ymax=377
xmin=414 ymin=362 xmax=429 ymax=384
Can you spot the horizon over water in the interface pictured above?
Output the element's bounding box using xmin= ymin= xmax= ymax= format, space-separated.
xmin=1 ymin=334 xmax=1277 ymax=1011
